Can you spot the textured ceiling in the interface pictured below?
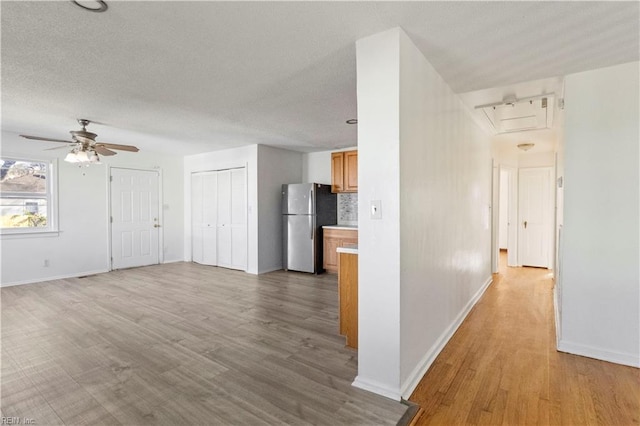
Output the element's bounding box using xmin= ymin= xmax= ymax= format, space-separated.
xmin=2 ymin=1 xmax=638 ymax=155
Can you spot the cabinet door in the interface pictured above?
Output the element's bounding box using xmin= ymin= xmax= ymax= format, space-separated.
xmin=343 ymin=150 xmax=358 ymax=192
xmin=331 ymin=152 xmax=344 ymax=193
xmin=323 ymin=236 xmax=340 ymax=271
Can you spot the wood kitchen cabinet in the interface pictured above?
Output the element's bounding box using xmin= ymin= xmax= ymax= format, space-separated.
xmin=331 ymin=150 xmax=358 ymax=193
xmin=339 ymin=250 xmax=358 ymax=349
xmin=323 ymin=228 xmax=358 ymax=273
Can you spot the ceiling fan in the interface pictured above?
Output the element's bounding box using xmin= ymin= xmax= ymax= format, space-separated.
xmin=20 ymin=119 xmax=139 ymax=164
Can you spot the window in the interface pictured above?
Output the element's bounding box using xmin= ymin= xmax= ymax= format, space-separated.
xmin=0 ymin=157 xmax=57 ymax=234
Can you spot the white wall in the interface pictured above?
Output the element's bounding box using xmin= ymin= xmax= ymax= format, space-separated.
xmin=302 ymin=146 xmax=356 ymax=185
xmin=554 ymin=110 xmax=565 ymax=342
xmin=184 ymin=145 xmax=258 ymax=274
xmin=559 ymin=61 xmax=639 ymax=367
xmin=396 ymin=30 xmax=492 ymax=396
xmin=518 ymin=151 xmax=554 ymax=168
xmin=1 ymin=132 xmax=184 ymax=286
xmin=499 ymin=170 xmax=509 ymax=249
xmin=354 ymin=28 xmax=402 ymax=399
xmin=257 ymin=145 xmax=302 ymax=273
xmin=354 ymin=27 xmax=492 ymax=400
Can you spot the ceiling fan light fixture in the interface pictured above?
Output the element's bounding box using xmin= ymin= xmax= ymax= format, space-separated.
xmin=64 ymin=148 xmax=101 ymax=165
xmin=65 ymin=151 xmax=80 ymax=163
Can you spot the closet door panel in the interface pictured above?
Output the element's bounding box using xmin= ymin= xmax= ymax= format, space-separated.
xmin=191 ymin=173 xmax=204 ymax=264
xmin=216 ymin=170 xmax=232 ymax=268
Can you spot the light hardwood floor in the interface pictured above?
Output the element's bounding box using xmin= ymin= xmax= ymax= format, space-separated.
xmin=1 ymin=264 xmax=407 ymax=425
xmin=410 ymin=252 xmax=640 ymax=425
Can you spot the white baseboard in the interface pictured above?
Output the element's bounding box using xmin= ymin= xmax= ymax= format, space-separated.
xmin=0 ymin=269 xmax=110 ymax=288
xmin=162 ymin=259 xmax=185 ymax=264
xmin=399 ymin=275 xmax=494 ymax=399
xmin=258 ymin=266 xmax=283 ymax=275
xmin=352 ymin=376 xmax=401 ymax=401
xmin=558 ymin=340 xmax=640 ymax=368
xmin=553 ymin=286 xmax=561 ymax=345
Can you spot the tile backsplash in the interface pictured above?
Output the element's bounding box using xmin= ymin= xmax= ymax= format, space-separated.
xmin=337 ymin=193 xmax=358 ymax=226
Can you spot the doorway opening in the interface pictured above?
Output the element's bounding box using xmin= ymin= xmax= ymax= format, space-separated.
xmin=493 ymin=164 xmax=555 ymax=274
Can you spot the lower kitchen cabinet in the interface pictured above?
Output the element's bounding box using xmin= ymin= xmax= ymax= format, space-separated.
xmin=338 ymin=250 xmax=358 ymax=349
xmin=323 ymin=228 xmax=358 ymax=273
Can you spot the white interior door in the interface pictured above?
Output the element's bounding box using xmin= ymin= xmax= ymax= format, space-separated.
xmin=202 ymin=173 xmax=218 ymax=265
xmin=216 ymin=168 xmax=247 ymax=271
xmin=518 ymin=167 xmax=552 ymax=268
xmin=192 ymin=173 xmax=204 ymax=263
xmin=111 ymin=168 xmax=160 ymax=270
xmin=217 ymin=170 xmax=232 ymax=268
xmin=191 ymin=172 xmax=217 ymax=265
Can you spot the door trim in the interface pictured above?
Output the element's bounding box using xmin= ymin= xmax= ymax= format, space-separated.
xmin=492 ymin=163 xmax=518 ymax=270
xmin=108 ymin=166 xmax=164 ymax=271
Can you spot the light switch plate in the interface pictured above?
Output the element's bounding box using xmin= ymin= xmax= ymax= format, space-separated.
xmin=370 ymin=200 xmax=382 ymax=220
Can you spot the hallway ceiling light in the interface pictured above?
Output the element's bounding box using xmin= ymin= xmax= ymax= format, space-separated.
xmin=517 ymin=143 xmax=535 ymax=151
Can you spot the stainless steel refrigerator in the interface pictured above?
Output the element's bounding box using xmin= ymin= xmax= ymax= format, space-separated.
xmin=282 ymin=183 xmax=337 ymax=273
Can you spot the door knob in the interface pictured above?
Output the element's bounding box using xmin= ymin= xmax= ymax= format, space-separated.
xmin=154 ymin=224 xmax=161 ymax=228
xmin=523 ymin=221 xmax=527 ymax=229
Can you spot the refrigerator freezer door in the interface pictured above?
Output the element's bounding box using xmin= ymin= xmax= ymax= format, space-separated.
xmin=282 ymin=183 xmax=314 ymax=215
xmin=283 ymin=215 xmax=315 ymax=273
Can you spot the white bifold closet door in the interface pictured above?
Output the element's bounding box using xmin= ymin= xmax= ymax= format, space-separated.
xmin=192 ymin=171 xmax=218 ymax=266
xmin=192 ymin=168 xmax=246 ymax=271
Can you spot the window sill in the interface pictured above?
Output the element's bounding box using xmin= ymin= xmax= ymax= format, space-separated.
xmin=0 ymin=230 xmax=60 ymax=239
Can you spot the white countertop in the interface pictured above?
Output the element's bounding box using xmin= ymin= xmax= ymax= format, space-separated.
xmin=323 ymin=225 xmax=358 ymax=230
xmin=337 ymin=246 xmax=358 ymax=255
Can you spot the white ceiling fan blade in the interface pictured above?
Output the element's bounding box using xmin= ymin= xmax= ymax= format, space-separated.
xmin=20 ymin=135 xmax=74 ymax=143
xmin=97 ymin=143 xmax=139 ymax=152
xmin=44 ymin=144 xmax=76 ymax=151
xmin=94 ymin=145 xmax=117 ymax=156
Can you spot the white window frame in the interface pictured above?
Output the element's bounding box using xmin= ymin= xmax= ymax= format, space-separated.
xmin=0 ymin=156 xmax=59 ymax=237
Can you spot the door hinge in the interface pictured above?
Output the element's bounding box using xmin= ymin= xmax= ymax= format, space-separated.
xmin=110 ymin=216 xmax=113 ymax=223
xmin=110 ymin=175 xmax=113 ymax=182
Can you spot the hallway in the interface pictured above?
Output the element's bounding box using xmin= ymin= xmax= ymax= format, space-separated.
xmin=409 ymin=253 xmax=640 ymax=425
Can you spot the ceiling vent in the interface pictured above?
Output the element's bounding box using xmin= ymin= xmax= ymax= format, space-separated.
xmin=476 ymin=95 xmax=554 ymax=134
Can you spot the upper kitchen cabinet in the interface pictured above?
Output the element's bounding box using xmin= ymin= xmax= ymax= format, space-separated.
xmin=331 ymin=150 xmax=358 ymax=193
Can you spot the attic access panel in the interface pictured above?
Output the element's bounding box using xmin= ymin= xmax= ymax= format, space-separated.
xmin=480 ymin=96 xmax=554 ymax=134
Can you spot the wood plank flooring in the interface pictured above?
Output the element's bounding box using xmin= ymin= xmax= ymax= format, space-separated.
xmin=409 ymin=252 xmax=640 ymax=425
xmin=1 ymin=263 xmax=408 ymax=425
